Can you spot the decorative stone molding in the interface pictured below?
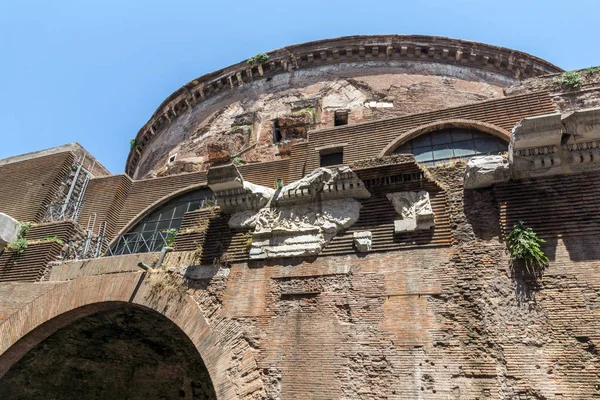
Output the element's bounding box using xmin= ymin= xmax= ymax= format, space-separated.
xmin=353 ymin=231 xmax=372 ymax=252
xmin=207 ymin=163 xmax=274 ymax=213
xmin=386 ymin=191 xmax=434 ymax=232
xmin=210 ymin=164 xmax=370 ymax=259
xmin=0 ymin=213 xmax=20 ymax=252
xmin=509 ymin=108 xmax=600 ymax=178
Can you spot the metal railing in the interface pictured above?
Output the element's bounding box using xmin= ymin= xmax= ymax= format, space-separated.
xmin=108 ymin=230 xmax=176 ymax=256
xmin=42 ymin=199 xmax=86 ymax=222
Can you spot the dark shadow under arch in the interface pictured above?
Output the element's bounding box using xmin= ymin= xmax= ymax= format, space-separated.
xmin=0 ymin=302 xmax=217 ymax=400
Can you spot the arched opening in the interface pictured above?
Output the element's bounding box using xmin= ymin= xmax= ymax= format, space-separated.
xmin=111 ymin=187 xmax=214 ymax=255
xmin=0 ymin=304 xmax=217 ymax=400
xmin=392 ymin=127 xmax=507 ymax=166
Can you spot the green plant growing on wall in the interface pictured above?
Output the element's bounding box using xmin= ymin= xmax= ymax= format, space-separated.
xmin=7 ymin=222 xmax=31 ymax=255
xmin=507 ymin=221 xmax=548 ymax=275
xmin=7 ymin=238 xmax=28 ymax=255
xmin=42 ymin=236 xmax=64 ymax=246
xmin=294 ymin=106 xmax=317 ymax=122
xmin=247 ymin=52 xmax=269 ymax=65
xmin=553 ymin=71 xmax=582 ymax=89
xmin=163 ymin=228 xmax=178 ymax=247
xmin=233 ymin=157 xmax=245 ymax=166
xmin=18 ymin=222 xmax=31 ymax=237
xmin=130 ymin=138 xmax=138 ymax=150
xmin=583 ymin=67 xmax=599 ymax=75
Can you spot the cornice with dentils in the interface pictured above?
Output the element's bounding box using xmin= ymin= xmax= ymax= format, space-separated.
xmin=125 ymin=35 xmax=563 ymax=176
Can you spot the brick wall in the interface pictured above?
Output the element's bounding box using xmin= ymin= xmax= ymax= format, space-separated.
xmin=77 ymin=159 xmax=290 ymax=242
xmin=0 ymin=152 xmax=74 ymax=222
xmin=174 ymin=162 xmax=600 ymax=399
xmin=0 ymin=221 xmax=75 ymax=282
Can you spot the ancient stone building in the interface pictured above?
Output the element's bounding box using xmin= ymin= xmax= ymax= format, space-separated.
xmin=1 ymin=35 xmax=599 ymax=399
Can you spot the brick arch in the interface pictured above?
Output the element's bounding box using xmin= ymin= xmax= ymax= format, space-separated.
xmin=111 ymin=183 xmax=212 ymax=247
xmin=379 ymin=119 xmax=511 ymax=157
xmin=0 ymin=273 xmax=260 ymax=400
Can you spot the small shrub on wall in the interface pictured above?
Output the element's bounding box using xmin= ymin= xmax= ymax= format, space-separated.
xmin=507 ymin=221 xmax=548 ymax=276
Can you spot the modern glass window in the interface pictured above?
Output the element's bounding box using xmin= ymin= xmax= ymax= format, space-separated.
xmin=110 ymin=188 xmax=214 ymax=255
xmin=393 ymin=128 xmax=507 ymax=166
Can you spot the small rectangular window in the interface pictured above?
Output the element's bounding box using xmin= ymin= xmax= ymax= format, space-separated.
xmin=334 ymin=110 xmax=349 ymax=126
xmin=320 ymin=151 xmax=343 ymax=167
xmin=273 ymin=119 xmax=282 ymax=143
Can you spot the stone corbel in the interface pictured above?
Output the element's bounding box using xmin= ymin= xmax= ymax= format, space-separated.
xmin=386 ymin=191 xmax=434 ymax=232
xmin=353 ymin=231 xmax=372 ymax=252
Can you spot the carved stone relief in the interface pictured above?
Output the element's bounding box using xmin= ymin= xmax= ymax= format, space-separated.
xmin=209 ymin=165 xmax=370 ymax=259
xmin=386 ymin=191 xmax=434 ymax=232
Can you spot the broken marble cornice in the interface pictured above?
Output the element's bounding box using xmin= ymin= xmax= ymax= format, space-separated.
xmin=209 ymin=163 xmax=370 ymax=259
xmin=562 ymin=107 xmax=600 ymax=140
xmin=387 ymin=191 xmax=434 ymax=232
xmin=207 ymin=163 xmax=274 ymax=213
xmin=353 ymin=231 xmax=372 ymax=252
xmin=275 ymin=166 xmax=370 ymax=206
xmin=464 ymin=156 xmax=510 ymax=189
xmin=508 ymin=108 xmax=600 ymax=179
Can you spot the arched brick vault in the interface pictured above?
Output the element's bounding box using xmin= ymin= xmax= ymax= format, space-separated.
xmin=0 ymin=272 xmax=262 ymax=400
xmin=379 ymin=119 xmax=511 ymax=157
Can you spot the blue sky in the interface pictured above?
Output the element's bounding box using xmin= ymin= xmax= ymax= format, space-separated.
xmin=1 ymin=0 xmax=598 ymax=173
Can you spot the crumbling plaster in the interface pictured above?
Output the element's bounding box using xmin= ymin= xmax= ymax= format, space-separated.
xmin=135 ymin=62 xmax=511 ymax=179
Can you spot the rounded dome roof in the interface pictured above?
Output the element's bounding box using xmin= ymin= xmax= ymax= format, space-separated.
xmin=126 ymin=35 xmax=562 ymax=176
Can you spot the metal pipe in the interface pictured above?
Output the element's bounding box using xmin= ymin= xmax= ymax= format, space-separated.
xmin=156 ymin=246 xmax=174 ymax=267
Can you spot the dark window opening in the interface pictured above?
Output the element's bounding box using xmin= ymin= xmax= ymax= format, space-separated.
xmin=273 ymin=119 xmax=282 ymax=143
xmin=334 ymin=110 xmax=349 ymax=126
xmin=320 ymin=151 xmax=344 ymax=167
xmin=393 ymin=128 xmax=507 ymax=166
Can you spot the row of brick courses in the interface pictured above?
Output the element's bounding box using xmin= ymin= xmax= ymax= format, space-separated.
xmin=0 ymin=221 xmax=75 ymax=282
xmin=77 ymin=159 xmax=290 ymax=244
xmin=171 ymin=159 xmax=451 ymax=264
xmin=76 ymin=174 xmax=132 ymax=240
xmin=302 ymin=91 xmax=556 ymax=173
xmin=494 ymin=170 xmax=600 ymax=240
xmin=0 ymin=152 xmax=73 ymax=223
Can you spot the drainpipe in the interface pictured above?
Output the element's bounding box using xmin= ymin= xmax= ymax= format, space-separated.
xmin=156 ymin=246 xmax=174 ymax=267
xmin=137 ymin=246 xmax=174 ymax=271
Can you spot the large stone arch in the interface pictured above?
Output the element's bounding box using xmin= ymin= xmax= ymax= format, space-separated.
xmin=379 ymin=119 xmax=511 ymax=157
xmin=0 ymin=272 xmax=261 ymax=399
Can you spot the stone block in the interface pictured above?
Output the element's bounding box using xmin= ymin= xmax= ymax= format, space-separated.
xmin=353 ymin=231 xmax=372 ymax=252
xmin=387 ymin=191 xmax=434 ymax=232
xmin=511 ymin=113 xmax=562 ymax=150
xmin=207 ymin=163 xmax=244 ymax=192
xmin=0 ymin=213 xmax=20 ymax=252
xmin=562 ymin=107 xmax=600 ymax=141
xmin=464 ymin=155 xmax=510 ymax=189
